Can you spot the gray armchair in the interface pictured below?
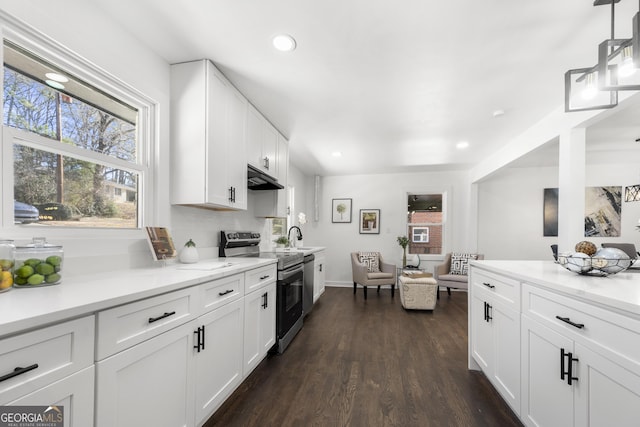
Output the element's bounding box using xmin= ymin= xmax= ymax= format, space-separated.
xmin=351 ymin=252 xmax=396 ymax=300
xmin=434 ymin=252 xmax=484 ymax=297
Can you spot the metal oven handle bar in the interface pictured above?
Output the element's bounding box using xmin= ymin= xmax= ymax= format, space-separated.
xmin=279 ymin=264 xmax=304 ymax=281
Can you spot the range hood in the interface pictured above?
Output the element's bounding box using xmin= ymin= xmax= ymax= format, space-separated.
xmin=248 ymin=164 xmax=284 ymax=190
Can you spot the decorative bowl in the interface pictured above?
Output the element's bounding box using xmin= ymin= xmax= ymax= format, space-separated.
xmin=558 ymin=248 xmax=632 ymax=276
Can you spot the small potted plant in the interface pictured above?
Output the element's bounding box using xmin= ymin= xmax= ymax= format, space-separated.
xmin=179 ymin=239 xmax=199 ymax=264
xmin=275 ymin=236 xmax=289 ymax=248
xmin=397 ymin=236 xmax=409 ymax=267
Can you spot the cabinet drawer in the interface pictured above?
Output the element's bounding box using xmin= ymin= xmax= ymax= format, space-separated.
xmin=470 ymin=268 xmax=519 ymax=307
xmin=245 ymin=264 xmax=277 ymax=294
xmin=200 ymin=273 xmax=244 ymax=313
xmin=523 ymin=284 xmax=640 ymax=369
xmin=96 ymin=287 xmax=198 ymax=360
xmin=0 ymin=316 xmax=94 ymax=404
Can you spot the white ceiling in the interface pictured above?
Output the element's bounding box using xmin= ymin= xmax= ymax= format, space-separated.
xmin=95 ymin=0 xmax=640 ymax=176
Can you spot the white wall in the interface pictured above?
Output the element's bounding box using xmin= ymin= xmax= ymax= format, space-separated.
xmin=0 ymin=2 xmax=275 ymax=273
xmin=301 ymin=170 xmax=474 ymax=286
xmin=478 ymin=162 xmax=640 ymax=260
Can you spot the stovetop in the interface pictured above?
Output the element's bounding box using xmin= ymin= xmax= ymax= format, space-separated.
xmin=219 ymin=231 xmax=303 ymax=270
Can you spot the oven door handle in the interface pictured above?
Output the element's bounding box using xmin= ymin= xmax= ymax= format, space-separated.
xmin=279 ymin=265 xmax=304 ymax=281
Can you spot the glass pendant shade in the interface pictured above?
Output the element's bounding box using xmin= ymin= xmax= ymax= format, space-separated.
xmin=565 ymin=68 xmax=618 ymax=112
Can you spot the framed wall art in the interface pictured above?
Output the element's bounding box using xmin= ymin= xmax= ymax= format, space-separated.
xmin=332 ymin=198 xmax=352 ymax=223
xmin=359 ymin=209 xmax=380 ymax=234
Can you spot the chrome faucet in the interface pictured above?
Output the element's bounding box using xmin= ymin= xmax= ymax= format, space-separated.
xmin=288 ymin=226 xmax=303 ymax=247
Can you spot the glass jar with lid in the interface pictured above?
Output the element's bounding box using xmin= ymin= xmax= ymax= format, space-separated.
xmin=14 ymin=237 xmax=63 ymax=287
xmin=0 ymin=239 xmax=15 ymax=292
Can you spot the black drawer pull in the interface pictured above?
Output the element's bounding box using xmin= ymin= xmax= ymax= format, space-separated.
xmin=0 ymin=364 xmax=38 ymax=383
xmin=482 ymin=282 xmax=495 ymax=289
xmin=555 ymin=316 xmax=585 ymax=329
xmin=218 ymin=289 xmax=234 ymax=296
xmin=260 ymin=275 xmax=270 ymax=280
xmin=148 ymin=311 xmax=176 ymax=324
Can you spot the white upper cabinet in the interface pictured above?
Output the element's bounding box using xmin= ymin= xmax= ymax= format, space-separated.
xmin=246 ymin=103 xmax=278 ymax=177
xmin=170 ymin=59 xmax=247 ymax=210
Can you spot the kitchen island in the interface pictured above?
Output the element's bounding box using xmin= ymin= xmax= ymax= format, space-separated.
xmin=469 ymin=260 xmax=640 ymax=427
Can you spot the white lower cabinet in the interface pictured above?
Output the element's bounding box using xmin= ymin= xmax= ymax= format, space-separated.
xmin=7 ymin=366 xmax=95 ymax=427
xmin=243 ymin=283 xmax=276 ymax=377
xmin=470 ymin=288 xmax=520 ymax=415
xmin=194 ymin=298 xmax=244 ymax=424
xmin=521 ymin=315 xmax=574 ymax=427
xmin=471 ymin=264 xmax=640 ymax=427
xmin=313 ymin=251 xmax=326 ymax=303
xmin=0 ymin=315 xmax=95 ymax=427
xmin=95 ymin=320 xmax=196 ymax=427
xmin=96 ymin=297 xmax=245 ymax=427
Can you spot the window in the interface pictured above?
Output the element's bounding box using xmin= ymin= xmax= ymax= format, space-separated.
xmin=407 ymin=193 xmax=444 ymax=255
xmin=2 ymin=39 xmax=150 ymax=229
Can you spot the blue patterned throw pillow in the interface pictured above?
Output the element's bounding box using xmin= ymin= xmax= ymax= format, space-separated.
xmin=450 ymin=253 xmax=478 ymax=275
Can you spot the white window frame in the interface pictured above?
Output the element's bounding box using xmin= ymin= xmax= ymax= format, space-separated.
xmin=411 ymin=226 xmax=430 ymax=243
xmin=404 ymin=188 xmax=450 ymax=261
xmin=0 ymin=17 xmax=157 ymax=239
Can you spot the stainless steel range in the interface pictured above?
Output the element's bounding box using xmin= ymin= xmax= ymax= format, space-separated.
xmin=219 ymin=231 xmax=304 ymax=354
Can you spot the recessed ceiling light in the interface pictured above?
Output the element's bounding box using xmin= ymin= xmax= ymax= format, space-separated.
xmin=45 ymin=80 xmax=65 ymax=90
xmin=493 ymin=109 xmax=505 ymax=118
xmin=272 ymin=34 xmax=297 ymax=52
xmin=45 ymin=72 xmax=69 ymax=83
xmin=331 ymin=151 xmax=342 ymax=157
xmin=456 ymin=141 xmax=469 ymax=149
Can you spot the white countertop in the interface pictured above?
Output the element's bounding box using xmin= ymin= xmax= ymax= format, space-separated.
xmin=274 ymin=246 xmax=325 ymax=256
xmin=472 ymin=260 xmax=640 ymax=317
xmin=0 ymin=257 xmax=277 ymax=338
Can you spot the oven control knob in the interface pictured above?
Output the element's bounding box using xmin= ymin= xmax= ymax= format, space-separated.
xmin=252 ymin=233 xmax=260 ymax=239
xmin=228 ymin=233 xmax=237 ymax=240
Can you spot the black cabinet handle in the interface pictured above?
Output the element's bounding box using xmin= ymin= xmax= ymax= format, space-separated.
xmin=482 ymin=282 xmax=495 ymax=289
xmin=218 ymin=289 xmax=234 ymax=296
xmin=560 ymin=348 xmax=579 ymax=385
xmin=262 ymin=292 xmax=268 ymax=309
xmin=555 ymin=316 xmax=585 ymax=329
xmin=483 ymin=301 xmax=492 ymax=322
xmin=0 ymin=364 xmax=38 ymax=383
xmin=228 ymin=187 xmax=234 ymax=202
xmin=148 ymin=311 xmax=176 ymax=324
xmin=319 ymin=264 xmax=323 ymax=272
xmin=260 ymin=275 xmax=270 ymax=280
xmin=193 ymin=328 xmax=201 ymax=352
xmin=193 ymin=326 xmax=206 ymax=352
xmin=231 ymin=187 xmax=236 ymax=203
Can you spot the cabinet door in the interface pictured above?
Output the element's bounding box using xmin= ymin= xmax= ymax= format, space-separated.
xmin=521 ymin=316 xmax=574 ymax=427
xmin=246 ymin=105 xmax=265 ymax=171
xmin=205 ymin=65 xmax=231 ymax=207
xmin=194 ymin=298 xmax=244 ymax=425
xmin=262 ymin=121 xmax=278 ymax=175
xmin=7 ymin=366 xmax=94 ymax=427
xmin=470 ymin=291 xmax=493 ymax=372
xmin=492 ymin=302 xmax=520 ymax=414
xmin=574 ymin=343 xmax=640 ymax=427
xmin=227 ymin=86 xmax=247 ymax=209
xmin=313 ymin=252 xmax=326 ymax=303
xmin=95 ymin=321 xmax=195 ymax=427
xmin=243 ymin=283 xmax=276 ymax=377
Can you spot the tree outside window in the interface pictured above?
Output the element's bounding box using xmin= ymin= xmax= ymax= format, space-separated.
xmin=3 ymin=41 xmax=141 ymax=228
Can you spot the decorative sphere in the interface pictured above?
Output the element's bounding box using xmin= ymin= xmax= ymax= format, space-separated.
xmin=562 ymin=252 xmax=591 ymax=273
xmin=575 ymin=241 xmax=597 ymax=256
xmin=592 ymin=247 xmax=631 ymax=274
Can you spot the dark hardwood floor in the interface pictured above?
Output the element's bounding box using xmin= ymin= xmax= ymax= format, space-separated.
xmin=204 ymin=287 xmax=522 ymax=427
